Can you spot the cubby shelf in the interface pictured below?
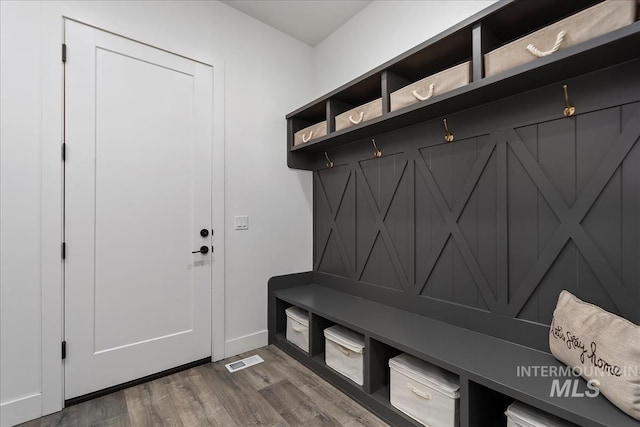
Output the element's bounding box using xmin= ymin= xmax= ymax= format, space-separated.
xmin=286 ymin=0 xmax=640 ymax=170
xmin=269 ymin=278 xmax=640 ymax=427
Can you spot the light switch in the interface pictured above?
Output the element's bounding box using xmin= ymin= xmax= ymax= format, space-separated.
xmin=234 ymin=215 xmax=248 ymax=230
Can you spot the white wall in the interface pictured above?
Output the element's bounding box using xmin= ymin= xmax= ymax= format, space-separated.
xmin=0 ymin=1 xmax=313 ymax=425
xmin=0 ymin=2 xmax=44 ymax=425
xmin=312 ymin=0 xmax=498 ymax=97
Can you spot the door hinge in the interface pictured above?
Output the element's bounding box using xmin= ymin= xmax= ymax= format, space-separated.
xmin=62 ymin=44 xmax=67 ymax=63
xmin=62 ymin=341 xmax=67 ymax=360
xmin=62 ymin=242 xmax=66 ymax=260
xmin=62 ymin=142 xmax=66 ymax=162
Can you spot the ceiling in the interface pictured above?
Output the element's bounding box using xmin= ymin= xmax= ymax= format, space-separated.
xmin=222 ymin=0 xmax=372 ymax=46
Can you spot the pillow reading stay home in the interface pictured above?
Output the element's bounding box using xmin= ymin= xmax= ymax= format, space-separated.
xmin=549 ymin=290 xmax=640 ymax=421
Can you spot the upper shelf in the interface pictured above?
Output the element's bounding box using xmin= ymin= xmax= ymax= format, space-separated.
xmin=292 ymin=22 xmax=640 ymax=153
xmin=286 ymin=0 xmax=639 ymax=169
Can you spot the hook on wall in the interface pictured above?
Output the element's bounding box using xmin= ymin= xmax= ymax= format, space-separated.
xmin=372 ymin=139 xmax=382 ymax=158
xmin=324 ymin=152 xmax=334 ymax=168
xmin=443 ymin=118 xmax=454 ymax=143
xmin=563 ymin=84 xmax=575 ymax=117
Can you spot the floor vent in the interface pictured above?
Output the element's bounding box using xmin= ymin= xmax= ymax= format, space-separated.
xmin=225 ymin=354 xmax=264 ymax=373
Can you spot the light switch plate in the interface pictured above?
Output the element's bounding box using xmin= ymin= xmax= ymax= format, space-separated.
xmin=234 ymin=215 xmax=248 ymax=230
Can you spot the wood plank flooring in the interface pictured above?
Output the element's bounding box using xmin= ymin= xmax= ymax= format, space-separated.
xmin=20 ymin=345 xmax=388 ymax=427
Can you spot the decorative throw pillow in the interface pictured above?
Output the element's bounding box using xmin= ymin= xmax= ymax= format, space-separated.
xmin=549 ymin=290 xmax=640 ymax=421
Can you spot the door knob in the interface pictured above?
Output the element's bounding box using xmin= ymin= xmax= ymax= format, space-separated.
xmin=200 ymin=229 xmax=209 ymax=237
xmin=192 ymin=246 xmax=209 ymax=254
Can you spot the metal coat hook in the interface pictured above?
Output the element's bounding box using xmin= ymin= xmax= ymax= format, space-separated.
xmin=324 ymin=152 xmax=334 ymax=168
xmin=372 ymin=139 xmax=382 ymax=158
xmin=443 ymin=118 xmax=454 ymax=143
xmin=563 ymin=84 xmax=575 ymax=117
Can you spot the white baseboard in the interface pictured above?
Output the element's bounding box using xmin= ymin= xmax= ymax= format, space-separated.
xmin=224 ymin=329 xmax=268 ymax=358
xmin=1 ymin=393 xmax=42 ymax=427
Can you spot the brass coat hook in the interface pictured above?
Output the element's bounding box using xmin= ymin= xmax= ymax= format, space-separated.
xmin=324 ymin=152 xmax=334 ymax=168
xmin=563 ymin=84 xmax=575 ymax=117
xmin=443 ymin=118 xmax=454 ymax=143
xmin=372 ymin=139 xmax=382 ymax=158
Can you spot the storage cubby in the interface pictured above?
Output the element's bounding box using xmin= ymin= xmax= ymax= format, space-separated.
xmin=467 ymin=381 xmax=513 ymax=427
xmin=386 ymin=27 xmax=472 ymax=85
xmin=309 ymin=313 xmax=334 ymax=357
xmin=478 ymin=0 xmax=602 ymax=54
xmin=382 ymin=26 xmax=473 ymax=114
xmin=365 ymin=337 xmax=460 ymax=427
xmin=289 ymin=111 xmax=326 ymax=149
xmin=481 ymin=0 xmax=636 ymax=79
xmin=329 ymin=73 xmax=382 ymax=113
xmin=286 ymin=101 xmax=329 ymax=169
xmin=288 ymin=101 xmax=326 ymax=136
xmin=274 ymin=298 xmax=294 ymax=339
xmin=365 ymin=337 xmax=401 ymax=396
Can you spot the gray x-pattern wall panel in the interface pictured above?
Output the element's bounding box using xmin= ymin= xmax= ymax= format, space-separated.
xmin=415 ymin=136 xmax=498 ymax=311
xmin=315 ymin=99 xmax=640 ymax=326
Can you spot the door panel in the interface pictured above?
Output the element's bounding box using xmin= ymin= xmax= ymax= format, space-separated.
xmin=64 ymin=20 xmax=212 ymax=399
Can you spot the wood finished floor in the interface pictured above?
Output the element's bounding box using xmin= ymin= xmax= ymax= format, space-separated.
xmin=20 ymin=345 xmax=388 ymax=427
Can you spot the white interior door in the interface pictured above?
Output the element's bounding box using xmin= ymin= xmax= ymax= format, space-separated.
xmin=64 ymin=20 xmax=213 ymax=400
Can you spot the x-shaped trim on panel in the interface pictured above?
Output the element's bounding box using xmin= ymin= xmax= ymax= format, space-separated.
xmin=506 ymin=105 xmax=640 ymax=320
xmin=355 ymin=159 xmax=410 ymax=291
xmin=314 ymin=170 xmax=355 ymax=278
xmin=414 ymin=138 xmax=499 ymax=311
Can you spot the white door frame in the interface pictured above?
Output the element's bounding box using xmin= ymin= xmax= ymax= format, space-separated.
xmin=40 ymin=14 xmax=225 ymax=415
